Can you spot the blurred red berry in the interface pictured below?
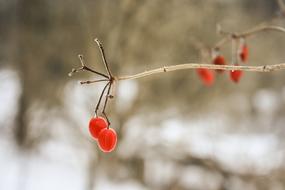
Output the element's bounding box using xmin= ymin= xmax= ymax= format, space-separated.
xmin=196 ymin=68 xmax=214 ymax=86
xmin=98 ymin=128 xmax=117 ymax=153
xmin=230 ymin=70 xmax=243 ymax=83
xmin=89 ymin=117 xmax=108 ymax=139
xmin=239 ymin=44 xmax=249 ymax=62
xmin=213 ymin=55 xmax=226 ymax=73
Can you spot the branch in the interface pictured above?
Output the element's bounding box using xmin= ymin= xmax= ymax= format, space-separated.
xmin=117 ymin=63 xmax=285 ymax=81
xmin=239 ymin=25 xmax=285 ymax=37
xmin=69 ymin=41 xmax=116 ymax=123
xmin=215 ymin=25 xmax=285 ymax=50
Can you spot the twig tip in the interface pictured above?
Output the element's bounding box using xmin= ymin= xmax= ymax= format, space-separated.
xmin=68 ymin=68 xmax=77 ymax=77
xmin=94 ymin=38 xmax=103 ymax=47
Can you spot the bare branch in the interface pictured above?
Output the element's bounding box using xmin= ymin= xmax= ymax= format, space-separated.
xmin=117 ymin=63 xmax=285 ymax=81
xmin=70 ymin=40 xmax=116 ymax=123
xmin=239 ymin=25 xmax=285 ymax=37
xmin=214 ymin=25 xmax=285 ymax=50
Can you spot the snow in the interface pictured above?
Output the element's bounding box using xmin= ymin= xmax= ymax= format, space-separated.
xmin=0 ymin=69 xmax=20 ymax=129
xmin=0 ymin=69 xmax=285 ymax=189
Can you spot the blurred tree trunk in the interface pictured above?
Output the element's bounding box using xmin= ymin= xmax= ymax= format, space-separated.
xmin=15 ymin=0 xmax=49 ymax=147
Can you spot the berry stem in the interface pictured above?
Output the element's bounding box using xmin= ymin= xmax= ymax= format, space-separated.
xmin=102 ymin=81 xmax=112 ymax=127
xmin=95 ymin=82 xmax=110 ymax=117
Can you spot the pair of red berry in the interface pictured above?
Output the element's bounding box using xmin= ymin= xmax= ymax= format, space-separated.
xmin=213 ymin=55 xmax=244 ymax=83
xmin=230 ymin=43 xmax=248 ymax=82
xmin=89 ymin=117 xmax=117 ymax=153
xmin=197 ymin=43 xmax=248 ymax=85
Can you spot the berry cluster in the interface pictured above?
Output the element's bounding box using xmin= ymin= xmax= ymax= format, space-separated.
xmin=68 ymin=39 xmax=119 ymax=153
xmin=89 ymin=116 xmax=117 ymax=153
xmin=197 ymin=40 xmax=248 ymax=86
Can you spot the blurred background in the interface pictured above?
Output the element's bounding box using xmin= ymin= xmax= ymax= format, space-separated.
xmin=1 ymin=0 xmax=285 ymax=189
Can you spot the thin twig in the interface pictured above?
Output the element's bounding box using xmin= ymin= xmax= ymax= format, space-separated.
xmin=80 ymin=79 xmax=109 ymax=85
xmin=83 ymin=66 xmax=109 ymax=78
xmin=69 ymin=55 xmax=109 ymax=78
xmin=78 ymin=55 xmax=109 ymax=78
xmin=94 ymin=38 xmax=113 ymax=78
xmin=117 ymin=63 xmax=285 ymax=81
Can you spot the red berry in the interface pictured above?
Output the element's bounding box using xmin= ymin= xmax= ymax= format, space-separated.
xmin=98 ymin=128 xmax=117 ymax=153
xmin=213 ymin=55 xmax=226 ymax=73
xmin=239 ymin=44 xmax=249 ymax=62
xmin=196 ymin=68 xmax=214 ymax=86
xmin=230 ymin=70 xmax=243 ymax=83
xmin=89 ymin=117 xmax=108 ymax=139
